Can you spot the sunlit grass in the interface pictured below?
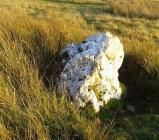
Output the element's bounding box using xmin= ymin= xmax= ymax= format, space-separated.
xmin=110 ymin=0 xmax=159 ymax=19
xmin=0 ymin=0 xmax=159 ymax=139
xmin=0 ymin=5 xmax=108 ymax=140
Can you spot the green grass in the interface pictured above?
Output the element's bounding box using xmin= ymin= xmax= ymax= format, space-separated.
xmin=0 ymin=0 xmax=159 ymax=139
xmin=109 ymin=115 xmax=159 ymax=140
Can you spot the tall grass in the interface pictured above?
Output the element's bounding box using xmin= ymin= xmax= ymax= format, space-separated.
xmin=0 ymin=7 xmax=111 ymax=140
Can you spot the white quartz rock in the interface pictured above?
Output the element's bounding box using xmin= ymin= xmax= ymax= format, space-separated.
xmin=58 ymin=32 xmax=124 ymax=112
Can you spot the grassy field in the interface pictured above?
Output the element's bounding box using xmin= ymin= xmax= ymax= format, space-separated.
xmin=0 ymin=0 xmax=159 ymax=139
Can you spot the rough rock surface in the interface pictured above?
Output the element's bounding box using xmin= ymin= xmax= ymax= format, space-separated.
xmin=58 ymin=32 xmax=124 ymax=112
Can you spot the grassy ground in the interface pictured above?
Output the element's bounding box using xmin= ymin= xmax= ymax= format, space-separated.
xmin=0 ymin=0 xmax=159 ymax=139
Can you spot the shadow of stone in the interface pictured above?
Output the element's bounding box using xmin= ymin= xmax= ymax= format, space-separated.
xmin=21 ymin=28 xmax=65 ymax=90
xmin=119 ymin=54 xmax=159 ymax=114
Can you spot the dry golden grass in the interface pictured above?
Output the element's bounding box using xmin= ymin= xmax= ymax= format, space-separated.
xmin=0 ymin=0 xmax=159 ymax=139
xmin=110 ymin=0 xmax=159 ymax=19
xmin=0 ymin=3 xmax=110 ymax=139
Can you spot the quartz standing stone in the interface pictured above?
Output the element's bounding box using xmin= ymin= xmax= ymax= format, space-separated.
xmin=58 ymin=32 xmax=124 ymax=112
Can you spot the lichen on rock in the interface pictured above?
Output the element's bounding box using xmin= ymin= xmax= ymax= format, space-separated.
xmin=57 ymin=32 xmax=124 ymax=112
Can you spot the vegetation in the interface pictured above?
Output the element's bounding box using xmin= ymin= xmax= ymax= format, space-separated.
xmin=110 ymin=0 xmax=159 ymax=19
xmin=0 ymin=0 xmax=159 ymax=139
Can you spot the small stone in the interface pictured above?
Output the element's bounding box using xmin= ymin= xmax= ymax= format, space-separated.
xmin=127 ymin=105 xmax=135 ymax=112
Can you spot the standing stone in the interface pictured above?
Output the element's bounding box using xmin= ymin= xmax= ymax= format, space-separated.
xmin=57 ymin=32 xmax=124 ymax=112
